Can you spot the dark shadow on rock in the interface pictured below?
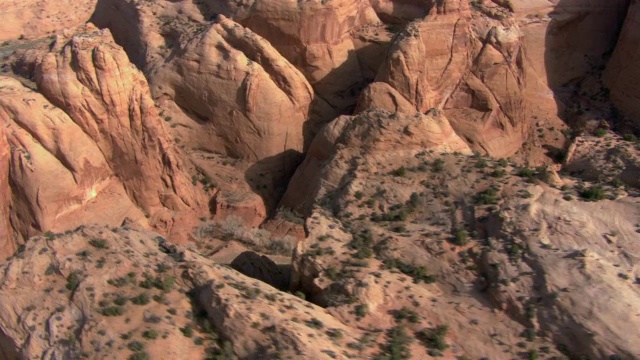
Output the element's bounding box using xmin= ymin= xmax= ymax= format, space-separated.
xmin=230 ymin=251 xmax=290 ymax=291
xmin=544 ymin=0 xmax=630 ymax=128
xmin=542 ymin=144 xmax=568 ymax=163
xmin=90 ymin=0 xmax=148 ymax=69
xmin=244 ymin=150 xmax=303 ymax=219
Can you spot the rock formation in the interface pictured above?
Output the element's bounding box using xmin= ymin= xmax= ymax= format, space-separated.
xmin=201 ymin=0 xmax=384 ymax=112
xmin=281 ymin=108 xmax=471 ymax=216
xmin=0 ymin=27 xmax=205 ymax=258
xmin=605 ymin=0 xmax=640 ymax=125
xmin=151 ymin=16 xmax=314 ymax=162
xmin=0 ymin=0 xmax=640 ymax=359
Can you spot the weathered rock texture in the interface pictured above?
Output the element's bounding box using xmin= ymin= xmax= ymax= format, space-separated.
xmin=0 ymin=225 xmax=365 ymax=359
xmin=361 ymin=1 xmax=528 ymax=157
xmin=0 ymin=27 xmax=205 ymax=258
xmin=0 ymin=76 xmax=145 ymax=251
xmin=201 ymin=0 xmax=383 ymax=111
xmin=605 ymin=0 xmax=640 ymax=125
xmin=281 ymin=109 xmax=471 ymax=216
xmin=152 ymin=16 xmax=314 ymax=162
xmin=35 ymin=27 xmax=204 ymax=215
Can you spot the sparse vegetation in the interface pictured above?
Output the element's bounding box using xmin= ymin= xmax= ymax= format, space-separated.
xmin=89 ymin=238 xmax=108 ymax=249
xmin=579 ymin=185 xmax=606 ymax=201
xmin=375 ymin=326 xmax=413 ymax=360
xmin=417 ymin=325 xmax=449 ymax=353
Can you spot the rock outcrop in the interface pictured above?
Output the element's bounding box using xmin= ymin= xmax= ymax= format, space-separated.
xmin=151 ymin=16 xmax=314 ymax=163
xmin=283 ymin=123 xmax=640 ymax=358
xmin=0 ymin=27 xmax=205 ymax=258
xmin=201 ymin=0 xmax=383 ymax=111
xmin=0 ymin=225 xmax=366 ymax=359
xmin=605 ymin=0 xmax=640 ymax=125
xmin=0 ymin=77 xmax=146 ymax=253
xmin=360 ymin=1 xmax=528 ymax=157
xmin=35 ymin=27 xmax=205 ymax=218
xmin=281 ymin=109 xmax=471 ymax=216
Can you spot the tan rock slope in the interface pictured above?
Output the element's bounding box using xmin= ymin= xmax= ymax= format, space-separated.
xmin=151 ymin=16 xmax=314 ymax=162
xmin=0 ymin=225 xmax=365 ymax=359
xmin=283 ymin=120 xmax=640 ymax=358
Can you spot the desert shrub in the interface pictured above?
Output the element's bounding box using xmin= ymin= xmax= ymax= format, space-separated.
xmin=142 ymin=330 xmax=158 ymax=339
xmin=417 ymin=325 xmax=449 ymax=351
xmin=131 ymin=293 xmax=151 ymax=305
xmin=128 ymin=352 xmax=149 ymax=360
xmin=390 ymin=167 xmax=406 ymax=177
xmin=89 ymin=238 xmax=108 ymax=249
xmin=348 ymin=229 xmax=374 ymax=259
xmin=451 ymin=228 xmax=469 ymax=246
xmin=326 ymin=328 xmax=343 ymax=340
xmin=100 ymin=306 xmax=125 ymax=317
xmin=375 ymin=326 xmax=412 ymax=360
xmin=474 ymin=187 xmax=499 ymax=205
xmin=432 ymin=158 xmax=445 ymax=172
xmin=128 ymin=341 xmax=144 ymax=352
xmin=383 ymin=259 xmax=436 ymax=284
xmin=66 ymin=271 xmax=81 ymax=291
xmin=579 ymin=186 xmax=606 ymax=201
xmin=355 ymin=304 xmax=369 ymax=318
xmin=181 ymin=325 xmax=193 ymax=337
xmin=305 ymin=318 xmax=324 ymax=329
xmin=393 ymin=306 xmax=420 ymax=323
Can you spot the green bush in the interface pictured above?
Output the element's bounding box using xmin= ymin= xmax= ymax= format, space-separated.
xmin=127 ymin=341 xmax=144 ymax=352
xmin=579 ymin=186 xmax=606 ymax=201
xmin=452 ymin=229 xmax=469 ymax=246
xmin=142 ymin=330 xmax=158 ymax=339
xmin=474 ymin=187 xmax=499 ymax=205
xmin=130 ymin=293 xmax=151 ymax=305
xmin=181 ymin=325 xmax=193 ymax=337
xmin=375 ymin=326 xmax=412 ymax=360
xmin=100 ymin=306 xmax=125 ymax=317
xmin=128 ymin=352 xmax=149 ymax=360
xmin=389 ymin=167 xmax=406 ymax=177
xmin=89 ymin=238 xmax=108 ymax=249
xmin=417 ymin=325 xmax=449 ymax=351
xmin=66 ymin=272 xmax=81 ymax=291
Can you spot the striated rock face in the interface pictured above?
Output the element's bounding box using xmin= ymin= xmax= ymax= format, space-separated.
xmin=34 ymin=27 xmax=205 ymax=216
xmin=0 ymin=77 xmax=146 ymax=252
xmin=281 ymin=109 xmax=471 ymax=216
xmin=605 ymin=0 xmax=640 ymax=125
xmin=202 ymin=0 xmax=383 ymax=111
xmin=361 ymin=1 xmax=528 ymax=157
xmin=152 ymin=16 xmax=314 ymax=162
xmin=0 ymin=27 xmax=205 ymax=258
xmin=0 ymin=0 xmax=97 ymax=41
xmin=0 ymin=130 xmax=13 ymax=258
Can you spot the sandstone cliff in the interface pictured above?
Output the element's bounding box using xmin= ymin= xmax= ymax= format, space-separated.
xmin=0 ymin=27 xmax=205 ymax=258
xmin=605 ymin=0 xmax=640 ymax=125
